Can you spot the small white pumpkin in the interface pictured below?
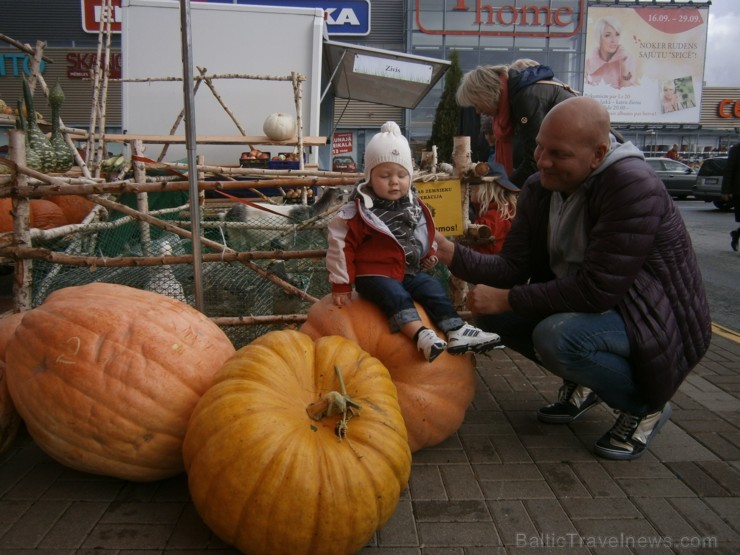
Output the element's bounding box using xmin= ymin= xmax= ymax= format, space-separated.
xmin=263 ymin=112 xmax=297 ymax=141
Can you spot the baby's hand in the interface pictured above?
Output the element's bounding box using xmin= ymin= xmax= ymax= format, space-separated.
xmin=332 ymin=292 xmax=352 ymax=307
xmin=421 ymin=255 xmax=438 ymax=271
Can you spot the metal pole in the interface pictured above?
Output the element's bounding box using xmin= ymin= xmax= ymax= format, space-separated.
xmin=179 ymin=0 xmax=204 ymax=311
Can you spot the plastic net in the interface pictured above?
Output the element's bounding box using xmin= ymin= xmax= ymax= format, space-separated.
xmin=29 ymin=190 xmax=334 ymax=349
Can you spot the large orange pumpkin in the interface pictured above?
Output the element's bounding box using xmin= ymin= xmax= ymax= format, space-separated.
xmin=0 ymin=311 xmax=24 ymax=455
xmin=183 ymin=330 xmax=411 ymax=555
xmin=301 ymin=293 xmax=476 ymax=453
xmin=5 ymin=282 xmax=235 ymax=481
xmin=0 ymin=198 xmax=68 ymax=232
xmin=46 ymin=195 xmax=95 ymax=224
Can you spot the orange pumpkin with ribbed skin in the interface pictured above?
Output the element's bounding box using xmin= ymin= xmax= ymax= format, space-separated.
xmin=0 ymin=312 xmax=24 ymax=455
xmin=301 ymin=293 xmax=476 ymax=453
xmin=183 ymin=330 xmax=411 ymax=555
xmin=5 ymin=282 xmax=236 ymax=481
xmin=46 ymin=195 xmax=95 ymax=224
xmin=0 ymin=198 xmax=68 ymax=232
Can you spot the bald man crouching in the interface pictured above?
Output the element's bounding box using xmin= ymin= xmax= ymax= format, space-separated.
xmin=435 ymin=96 xmax=711 ymax=460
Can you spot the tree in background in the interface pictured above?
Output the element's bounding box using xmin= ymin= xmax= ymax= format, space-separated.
xmin=428 ymin=49 xmax=463 ymax=163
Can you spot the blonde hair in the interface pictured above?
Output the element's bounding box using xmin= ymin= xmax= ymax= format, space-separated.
xmin=456 ymin=65 xmax=508 ymax=114
xmin=472 ymin=182 xmax=517 ymax=220
xmin=510 ymin=58 xmax=540 ymax=70
xmin=595 ymin=16 xmax=622 ymax=39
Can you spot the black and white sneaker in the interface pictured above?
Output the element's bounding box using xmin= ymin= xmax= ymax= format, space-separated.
xmin=446 ymin=324 xmax=502 ymax=355
xmin=416 ymin=328 xmax=447 ymax=362
xmin=594 ymin=403 xmax=672 ymax=461
xmin=537 ymin=381 xmax=601 ymax=424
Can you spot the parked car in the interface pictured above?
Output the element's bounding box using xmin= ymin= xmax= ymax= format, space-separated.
xmin=332 ymin=156 xmax=357 ymax=173
xmin=693 ymin=156 xmax=732 ymax=211
xmin=645 ymin=157 xmax=697 ymax=199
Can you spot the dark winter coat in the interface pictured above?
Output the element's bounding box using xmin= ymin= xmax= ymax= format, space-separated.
xmin=722 ymin=142 xmax=740 ymax=196
xmin=449 ymin=152 xmax=712 ymax=409
xmin=507 ymin=66 xmax=577 ymax=186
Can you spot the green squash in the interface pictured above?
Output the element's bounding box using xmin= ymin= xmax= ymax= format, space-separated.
xmin=48 ymin=83 xmax=74 ymax=172
xmin=21 ymin=75 xmax=56 ymax=173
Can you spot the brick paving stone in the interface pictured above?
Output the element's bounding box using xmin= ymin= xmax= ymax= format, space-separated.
xmin=412 ymin=500 xmax=490 ymax=522
xmin=524 ymin=498 xmax=581 ymax=537
xmin=0 ymin=500 xmax=69 ymax=549
xmin=375 ymin=500 xmax=418 ymax=547
xmin=416 ymin=521 xmax=501 ymax=547
xmin=669 ymin=497 xmax=740 ymax=543
xmin=37 ymin=501 xmax=109 ymax=549
xmin=571 ymin=462 xmax=626 ymax=498
xmin=439 ymin=464 xmax=485 ymax=500
xmin=82 ymin=522 xmax=173 ymax=550
xmin=484 ymin=434 xmax=532 ymax=463
xmin=474 ymin=462 xmax=543 ymax=482
xmin=615 ymin=477 xmax=697 ymax=498
xmin=408 ymin=465 xmax=446 ymax=500
xmin=538 ymin=463 xmax=592 ymax=498
xmin=486 ymin=499 xmax=538 ymax=545
xmin=696 ymin=461 xmax=740 ymax=494
xmin=630 ymin=497 xmax=700 ymax=542
xmin=559 ymin=497 xmax=642 ymax=519
xmin=479 ymin=479 xmax=555 ymax=500
xmin=649 ymin=424 xmax=721 ymax=462
xmin=666 ymin=461 xmax=730 ymax=496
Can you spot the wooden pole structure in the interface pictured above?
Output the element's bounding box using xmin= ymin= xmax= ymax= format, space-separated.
xmin=9 ymin=130 xmax=32 ymax=311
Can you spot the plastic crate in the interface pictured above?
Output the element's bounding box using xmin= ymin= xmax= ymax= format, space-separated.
xmin=239 ymin=152 xmax=270 ymax=168
xmin=268 ymin=159 xmax=301 ymax=170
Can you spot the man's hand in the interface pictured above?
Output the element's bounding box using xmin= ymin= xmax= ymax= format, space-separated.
xmin=434 ymin=230 xmax=455 ymax=265
xmin=421 ymin=256 xmax=438 ymax=271
xmin=466 ymin=284 xmax=511 ymax=314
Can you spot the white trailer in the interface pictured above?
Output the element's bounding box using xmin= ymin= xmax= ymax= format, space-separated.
xmin=121 ymin=0 xmax=325 ymax=165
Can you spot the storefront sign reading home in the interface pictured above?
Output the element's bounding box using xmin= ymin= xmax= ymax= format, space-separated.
xmin=416 ymin=0 xmax=585 ymax=38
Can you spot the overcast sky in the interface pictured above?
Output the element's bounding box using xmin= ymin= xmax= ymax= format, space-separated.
xmin=704 ymin=0 xmax=740 ymax=86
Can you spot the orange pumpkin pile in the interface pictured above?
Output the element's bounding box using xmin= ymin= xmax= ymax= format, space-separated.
xmin=301 ymin=293 xmax=476 ymax=452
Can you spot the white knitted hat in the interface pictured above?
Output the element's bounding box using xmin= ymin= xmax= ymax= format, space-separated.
xmin=363 ymin=121 xmax=414 ymax=181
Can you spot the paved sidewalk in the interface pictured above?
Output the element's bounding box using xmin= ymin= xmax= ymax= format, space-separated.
xmin=1 ymin=332 xmax=738 ymax=554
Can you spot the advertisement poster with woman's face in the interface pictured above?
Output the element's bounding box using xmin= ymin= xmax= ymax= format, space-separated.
xmin=583 ymin=6 xmax=708 ymax=124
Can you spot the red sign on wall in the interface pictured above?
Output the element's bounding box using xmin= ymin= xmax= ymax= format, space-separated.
xmin=81 ymin=0 xmax=123 ymax=34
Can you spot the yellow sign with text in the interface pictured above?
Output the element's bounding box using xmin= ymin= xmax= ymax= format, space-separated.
xmin=415 ymin=179 xmax=464 ymax=237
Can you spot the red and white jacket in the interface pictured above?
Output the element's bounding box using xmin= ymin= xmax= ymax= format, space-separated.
xmin=326 ymin=183 xmax=438 ymax=295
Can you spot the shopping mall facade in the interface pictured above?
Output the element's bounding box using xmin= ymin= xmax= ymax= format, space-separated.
xmin=2 ymin=0 xmax=738 ymax=168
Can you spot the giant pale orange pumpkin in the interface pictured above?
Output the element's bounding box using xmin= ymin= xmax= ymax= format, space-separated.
xmin=0 ymin=311 xmax=24 ymax=455
xmin=46 ymin=195 xmax=95 ymax=224
xmin=0 ymin=198 xmax=68 ymax=232
xmin=183 ymin=330 xmax=411 ymax=555
xmin=301 ymin=293 xmax=476 ymax=452
xmin=5 ymin=282 xmax=235 ymax=481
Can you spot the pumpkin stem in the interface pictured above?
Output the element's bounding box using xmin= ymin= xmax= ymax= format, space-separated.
xmin=305 ymin=365 xmax=362 ymax=423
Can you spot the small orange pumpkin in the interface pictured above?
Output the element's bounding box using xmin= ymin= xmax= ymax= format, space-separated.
xmin=183 ymin=330 xmax=411 ymax=555
xmin=5 ymin=282 xmax=236 ymax=481
xmin=0 ymin=311 xmax=24 ymax=455
xmin=301 ymin=293 xmax=476 ymax=452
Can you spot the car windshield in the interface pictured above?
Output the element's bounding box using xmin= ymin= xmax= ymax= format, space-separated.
xmin=698 ymin=158 xmax=727 ymax=176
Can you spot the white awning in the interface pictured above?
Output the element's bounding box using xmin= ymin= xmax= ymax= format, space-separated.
xmin=322 ymin=40 xmax=450 ymax=109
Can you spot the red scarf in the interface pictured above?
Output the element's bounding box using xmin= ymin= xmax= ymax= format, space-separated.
xmin=493 ymin=74 xmax=514 ymax=176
